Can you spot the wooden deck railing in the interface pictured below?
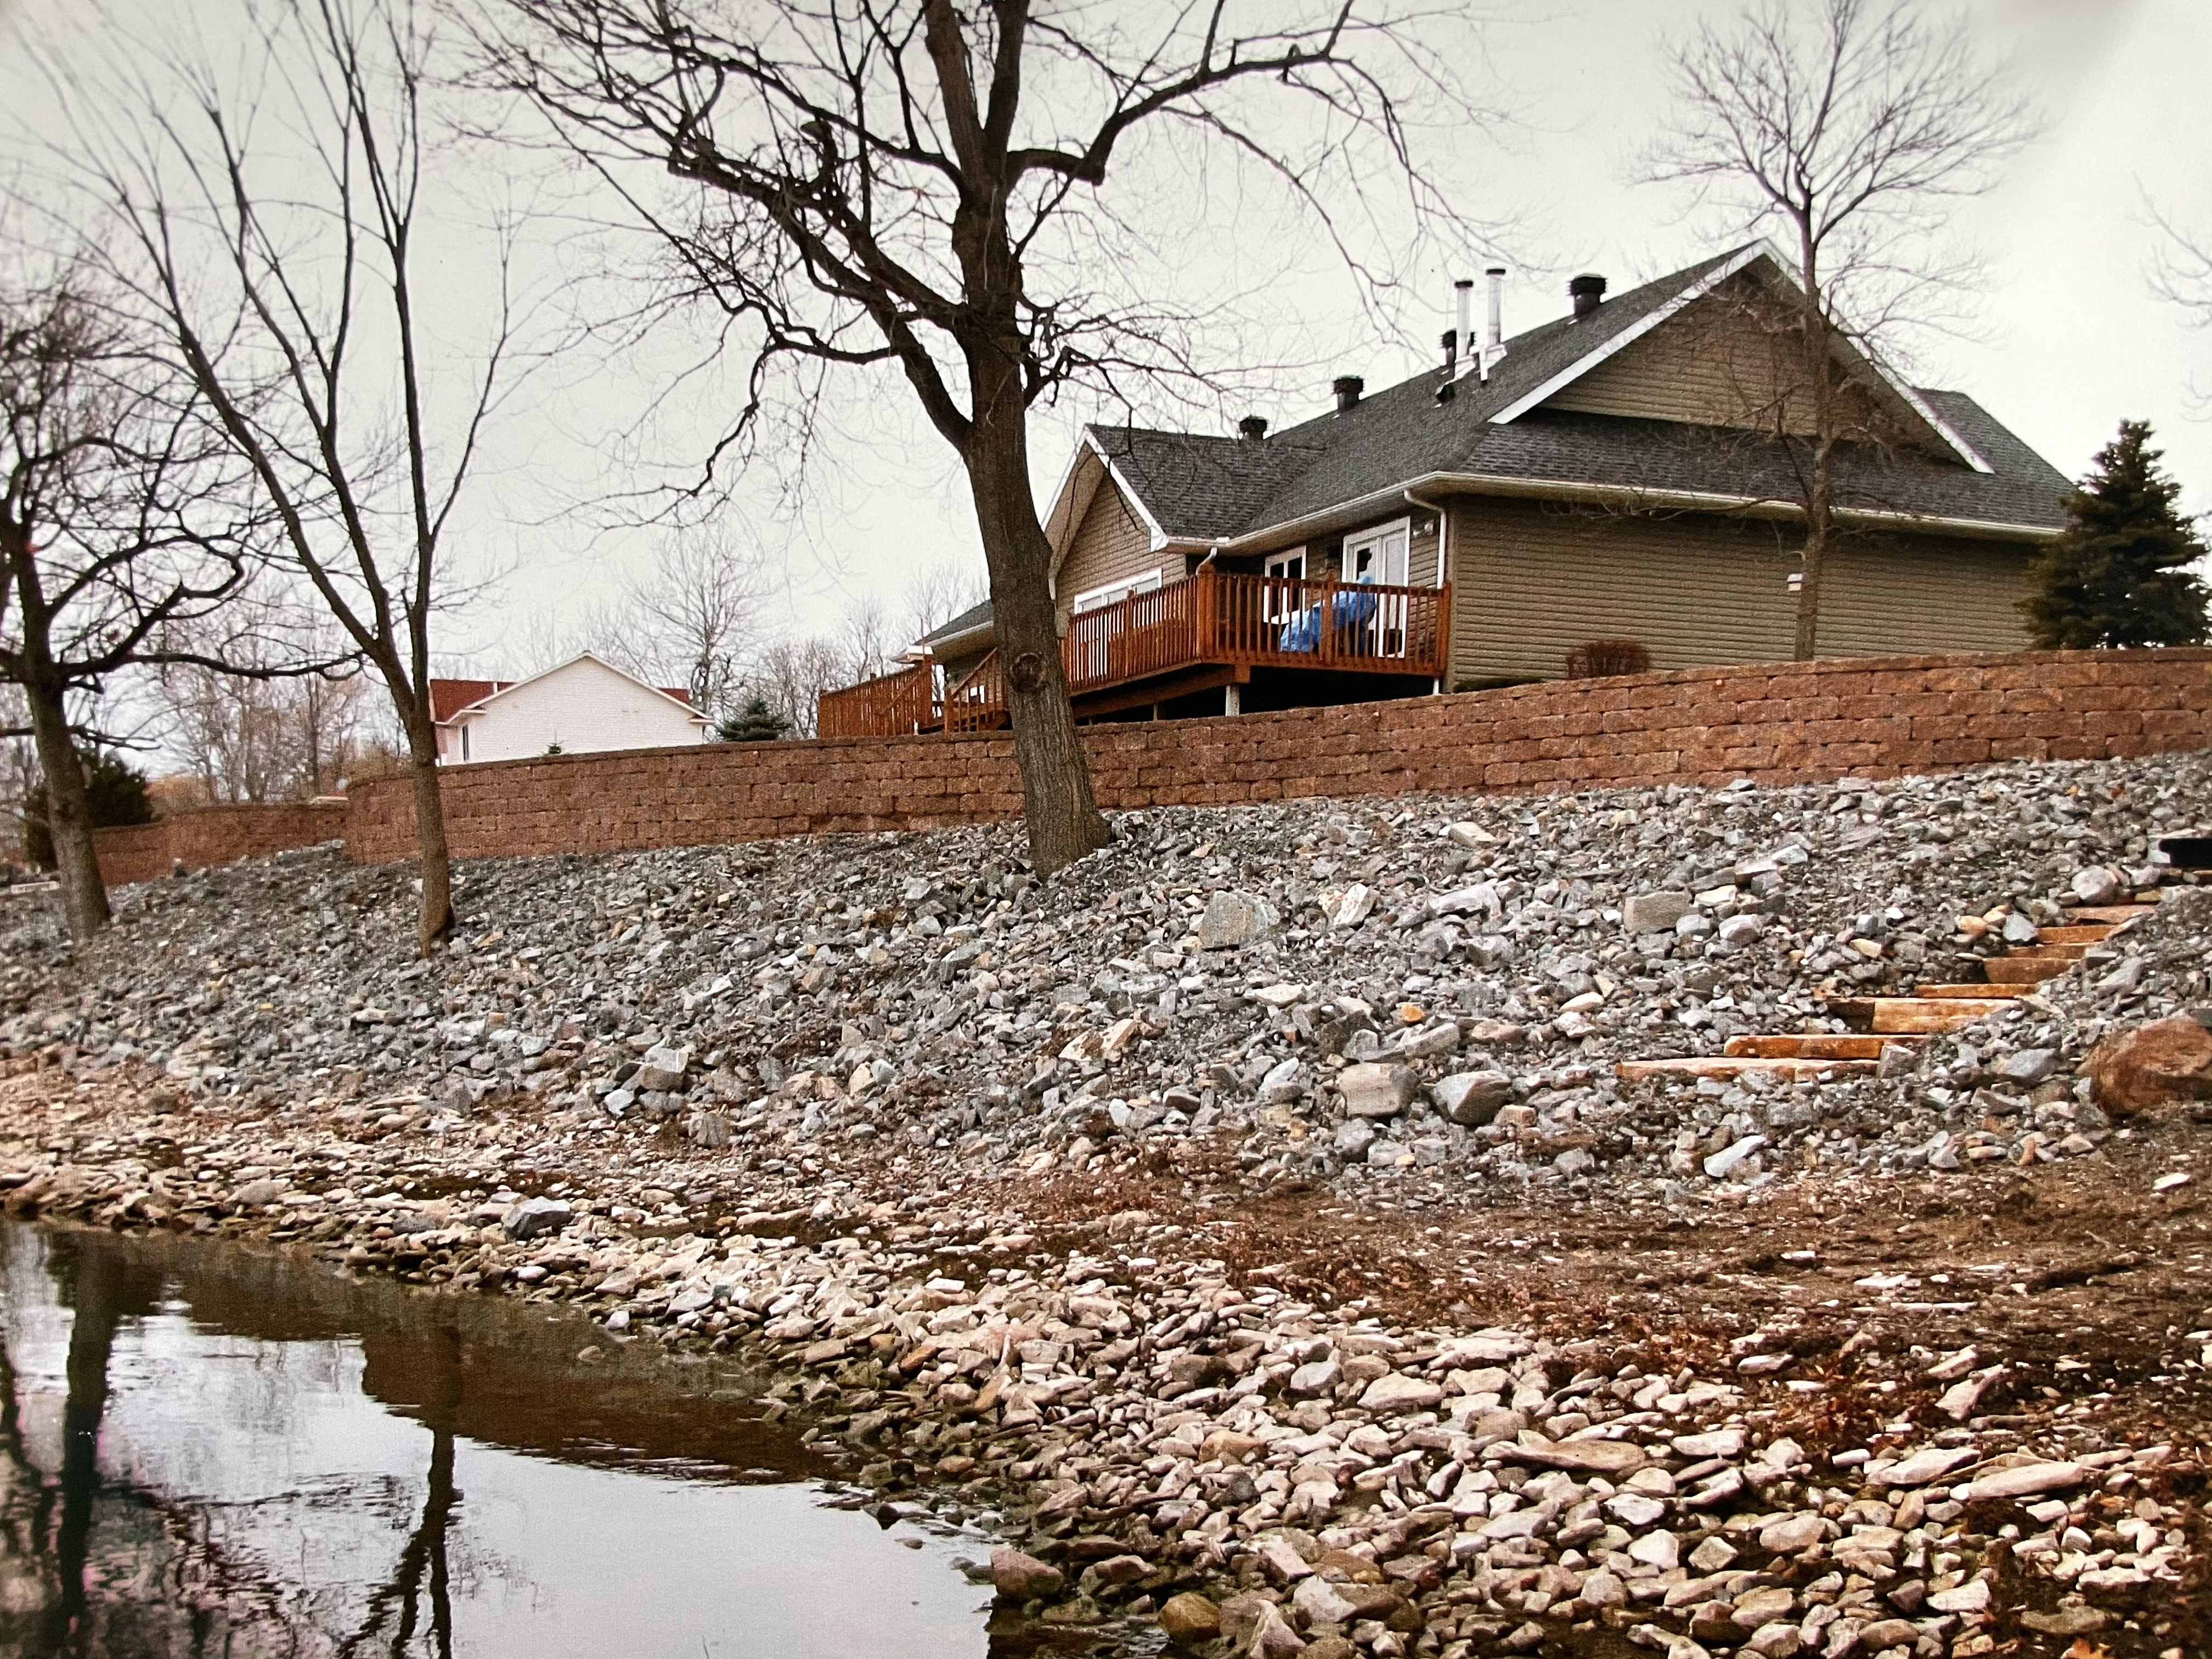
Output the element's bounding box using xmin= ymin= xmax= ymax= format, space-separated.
xmin=817 ymin=569 xmax=1449 ymax=735
xmin=943 ymin=650 xmax=1008 ymax=732
xmin=817 ymin=661 xmax=938 ymax=738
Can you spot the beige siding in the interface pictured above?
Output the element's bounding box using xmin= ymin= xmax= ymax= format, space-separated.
xmin=1544 ymin=278 xmax=1893 ymax=439
xmin=1056 ymin=478 xmax=1167 ymax=624
xmin=1447 ymin=495 xmax=2032 ymax=684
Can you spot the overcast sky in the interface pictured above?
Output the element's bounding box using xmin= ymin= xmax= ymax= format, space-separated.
xmin=3 ymin=0 xmax=2207 ymax=669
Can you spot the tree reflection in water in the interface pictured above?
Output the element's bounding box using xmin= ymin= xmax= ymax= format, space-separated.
xmin=0 ymin=1220 xmax=1011 ymax=1658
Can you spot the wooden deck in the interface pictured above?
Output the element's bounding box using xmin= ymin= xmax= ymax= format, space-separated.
xmin=817 ymin=569 xmax=1450 ymax=737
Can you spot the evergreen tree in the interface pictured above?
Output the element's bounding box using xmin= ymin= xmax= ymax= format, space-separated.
xmin=22 ymin=751 xmax=156 ymax=870
xmin=2022 ymin=420 xmax=2209 ymax=649
xmin=716 ymin=695 xmax=792 ymax=743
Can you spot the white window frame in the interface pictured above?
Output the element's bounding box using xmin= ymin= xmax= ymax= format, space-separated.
xmin=1343 ymin=517 xmax=1411 ymax=587
xmin=1069 ymin=569 xmax=1163 ymax=616
xmin=1262 ymin=547 xmax=1307 ymax=622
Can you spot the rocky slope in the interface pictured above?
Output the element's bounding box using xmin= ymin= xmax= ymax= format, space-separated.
xmin=2 ymin=749 xmax=2208 ymax=1659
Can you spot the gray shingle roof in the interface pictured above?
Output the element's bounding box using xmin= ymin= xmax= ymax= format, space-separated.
xmin=1084 ymin=247 xmax=2068 ymax=542
xmin=919 ymin=599 xmax=994 ymax=646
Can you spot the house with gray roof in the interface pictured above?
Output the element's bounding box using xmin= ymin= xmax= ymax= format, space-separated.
xmin=820 ymin=243 xmax=2069 ymax=736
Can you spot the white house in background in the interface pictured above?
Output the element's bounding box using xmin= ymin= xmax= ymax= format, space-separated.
xmin=430 ymin=653 xmax=710 ymax=764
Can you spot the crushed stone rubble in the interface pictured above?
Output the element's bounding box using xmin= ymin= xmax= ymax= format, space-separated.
xmin=2 ymin=748 xmax=2209 ymax=1659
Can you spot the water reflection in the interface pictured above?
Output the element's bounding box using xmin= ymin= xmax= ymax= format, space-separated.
xmin=0 ymin=1222 xmax=1015 ymax=1657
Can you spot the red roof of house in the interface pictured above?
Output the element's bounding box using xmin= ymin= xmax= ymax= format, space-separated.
xmin=428 ymin=678 xmax=507 ymax=722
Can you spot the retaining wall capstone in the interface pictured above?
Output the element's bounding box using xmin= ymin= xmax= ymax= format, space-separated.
xmin=342 ymin=647 xmax=2212 ymax=865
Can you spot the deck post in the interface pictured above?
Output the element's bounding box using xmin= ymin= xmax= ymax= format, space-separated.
xmin=1223 ymin=682 xmax=1241 ymax=716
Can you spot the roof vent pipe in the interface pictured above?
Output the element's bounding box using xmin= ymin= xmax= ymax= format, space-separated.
xmin=1569 ymin=272 xmax=1607 ymax=320
xmin=1454 ymin=279 xmax=1474 ymax=367
xmin=1331 ymin=375 xmax=1364 ymax=413
xmin=1482 ymin=266 xmax=1506 ymax=380
xmin=1237 ymin=414 xmax=1268 ymax=441
xmin=1435 ymin=329 xmax=1458 ymax=404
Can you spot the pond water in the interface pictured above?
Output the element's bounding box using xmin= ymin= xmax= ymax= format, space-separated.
xmin=0 ymin=1221 xmax=1030 ymax=1658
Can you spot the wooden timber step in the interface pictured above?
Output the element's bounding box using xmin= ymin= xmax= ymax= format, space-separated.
xmin=1825 ymin=996 xmax=2016 ymax=1034
xmin=1724 ymin=1034 xmax=1925 ymax=1059
xmin=1982 ymin=956 xmax=2074 ymax=985
xmin=2068 ymin=903 xmax=2160 ymax=925
xmin=1618 ymin=1056 xmax=1880 ymax=1081
xmin=1915 ymin=984 xmax=2027 ymax=998
xmin=2037 ymin=924 xmax=2117 ymax=945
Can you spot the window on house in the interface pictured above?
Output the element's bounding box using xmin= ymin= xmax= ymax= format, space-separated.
xmin=1263 ymin=548 xmax=1306 ymax=622
xmin=1344 ymin=521 xmax=1409 ymax=586
xmin=460 ymin=724 xmax=470 ymax=762
xmin=1341 ymin=520 xmax=1411 ymax=658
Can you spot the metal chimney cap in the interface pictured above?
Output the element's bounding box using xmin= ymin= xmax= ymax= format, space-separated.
xmin=1331 ymin=375 xmax=1365 ymax=411
xmin=1237 ymin=414 xmax=1269 ymax=441
xmin=1569 ymin=273 xmax=1609 ymax=320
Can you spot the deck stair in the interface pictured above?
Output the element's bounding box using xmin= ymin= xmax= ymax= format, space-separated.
xmin=1616 ymin=895 xmax=2163 ymax=1084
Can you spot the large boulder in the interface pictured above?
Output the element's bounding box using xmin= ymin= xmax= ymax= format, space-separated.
xmin=1433 ymin=1071 xmax=1513 ymax=1126
xmin=2085 ymin=1014 xmax=2212 ymax=1114
xmin=1197 ymin=890 xmax=1278 ymax=950
xmin=502 ymin=1196 xmax=574 ymax=1240
xmin=1340 ymin=1062 xmax=1417 ymax=1118
xmin=636 ymin=1042 xmax=691 ymax=1092
xmin=989 ymin=1547 xmax=1064 ymax=1600
xmin=1626 ymin=890 xmax=1693 ymax=933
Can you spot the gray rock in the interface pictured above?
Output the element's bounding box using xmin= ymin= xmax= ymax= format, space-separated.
xmin=1996 ymin=1047 xmax=2058 ymax=1085
xmin=1288 ymin=1358 xmax=1342 ymax=1396
xmin=1702 ymin=1135 xmax=1767 ymax=1180
xmin=2003 ymin=911 xmax=2040 ymax=945
xmin=1196 ymin=890 xmax=1277 ymax=949
xmin=1340 ymin=1062 xmax=1417 ymax=1118
xmin=1713 ymin=913 xmax=1765 ymax=953
xmin=1626 ymin=890 xmax=1694 ymax=933
xmin=230 ymin=1178 xmax=286 ymax=1207
xmin=636 ymin=1043 xmax=691 ymax=1092
xmin=1333 ymin=1119 xmax=1377 ymax=1156
xmin=1432 ymin=1070 xmax=1513 ymax=1126
xmin=503 ymin=1195 xmax=575 ymax=1240
xmin=2071 ymin=865 xmax=2125 ymax=905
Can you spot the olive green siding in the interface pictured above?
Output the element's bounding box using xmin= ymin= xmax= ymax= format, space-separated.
xmin=1444 ymin=495 xmax=2033 ymax=685
xmin=1543 ymin=281 xmax=1895 ymax=441
xmin=936 ymin=646 xmax=991 ymax=690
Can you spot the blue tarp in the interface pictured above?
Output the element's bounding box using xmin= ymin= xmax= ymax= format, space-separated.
xmin=1276 ymin=585 xmax=1380 ymax=653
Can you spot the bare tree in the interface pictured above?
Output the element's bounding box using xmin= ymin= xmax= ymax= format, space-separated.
xmin=902 ymin=556 xmax=987 ymax=646
xmin=2148 ymin=201 xmax=2212 ymax=414
xmin=742 ymin=632 xmax=851 ymax=740
xmin=614 ymin=525 xmax=768 ymax=721
xmin=1647 ymin=0 xmax=2032 ymax=658
xmin=156 ymin=600 xmax=368 ymax=804
xmin=480 ymin=0 xmax=1487 ymax=870
xmin=1 ymin=257 xmax=267 ymax=939
xmin=48 ymin=0 xmax=526 ymax=951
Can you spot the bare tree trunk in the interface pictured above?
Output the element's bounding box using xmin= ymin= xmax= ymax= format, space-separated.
xmin=962 ymin=392 xmax=1110 ymax=872
xmin=1793 ymin=229 xmax=1832 ymax=664
xmin=402 ymin=708 xmax=454 ymax=952
xmin=1796 ymin=442 xmax=1833 ymax=661
xmin=22 ymin=679 xmax=109 ymax=940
